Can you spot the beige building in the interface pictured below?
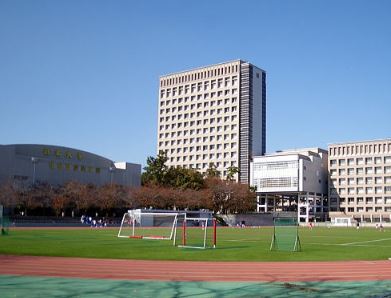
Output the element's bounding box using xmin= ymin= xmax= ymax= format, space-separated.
xmin=328 ymin=139 xmax=391 ymax=223
xmin=157 ymin=60 xmax=266 ymax=183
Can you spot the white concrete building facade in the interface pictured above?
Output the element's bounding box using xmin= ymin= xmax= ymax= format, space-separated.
xmin=251 ymin=148 xmax=328 ymax=222
xmin=328 ymin=139 xmax=391 ymax=223
xmin=157 ymin=60 xmax=266 ymax=183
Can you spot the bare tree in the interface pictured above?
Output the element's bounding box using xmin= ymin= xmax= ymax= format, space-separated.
xmin=0 ymin=181 xmax=18 ymax=208
xmin=63 ymin=182 xmax=95 ymax=215
xmin=97 ymin=184 xmax=128 ymax=216
xmin=52 ymin=194 xmax=69 ymax=217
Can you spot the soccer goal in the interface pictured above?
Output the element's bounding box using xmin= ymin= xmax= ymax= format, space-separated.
xmin=270 ymin=217 xmax=301 ymax=252
xmin=333 ymin=217 xmax=352 ymax=227
xmin=176 ymin=217 xmax=217 ymax=249
xmin=117 ymin=210 xmax=185 ymax=241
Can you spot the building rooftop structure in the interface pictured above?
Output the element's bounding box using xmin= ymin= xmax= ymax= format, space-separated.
xmin=328 ymin=139 xmax=391 ymax=146
xmin=159 ymin=59 xmax=266 ymax=78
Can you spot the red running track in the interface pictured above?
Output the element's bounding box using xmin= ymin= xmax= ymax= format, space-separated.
xmin=1 ymin=255 xmax=391 ymax=282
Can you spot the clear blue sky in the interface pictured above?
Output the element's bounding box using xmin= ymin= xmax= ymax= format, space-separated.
xmin=1 ymin=0 xmax=390 ymax=167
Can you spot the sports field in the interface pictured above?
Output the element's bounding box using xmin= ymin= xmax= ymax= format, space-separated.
xmin=0 ymin=226 xmax=391 ymax=261
xmin=1 ymin=226 xmax=391 ymax=297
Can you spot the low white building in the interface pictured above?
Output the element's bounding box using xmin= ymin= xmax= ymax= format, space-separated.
xmin=250 ymin=148 xmax=328 ymax=222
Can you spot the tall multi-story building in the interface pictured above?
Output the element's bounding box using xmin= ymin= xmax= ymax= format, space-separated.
xmin=328 ymin=139 xmax=391 ymax=223
xmin=157 ymin=60 xmax=266 ymax=183
xmin=250 ymin=148 xmax=328 ymax=222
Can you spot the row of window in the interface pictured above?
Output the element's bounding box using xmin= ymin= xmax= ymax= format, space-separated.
xmin=168 ymin=155 xmax=238 ymax=163
xmin=331 ymin=186 xmax=391 ymax=195
xmin=160 ymin=100 xmax=238 ymax=114
xmin=160 ymin=87 xmax=238 ymax=99
xmin=330 ymin=156 xmax=391 ymax=166
xmin=160 ymin=81 xmax=238 ymax=99
xmin=329 ymin=142 xmax=391 ymax=156
xmin=159 ymin=111 xmax=237 ymax=125
xmin=339 ymin=197 xmax=391 ymax=204
xmin=253 ymin=161 xmax=298 ymax=171
xmin=158 ymin=129 xmax=238 ymax=141
xmin=159 ymin=125 xmax=238 ymax=139
xmin=159 ymin=143 xmax=238 ymax=153
xmin=159 ymin=115 xmax=238 ymax=125
xmin=340 ymin=206 xmax=391 ymax=213
xmin=158 ymin=116 xmax=238 ymax=131
xmin=167 ymin=162 xmax=237 ymax=173
xmin=254 ymin=177 xmax=298 ymax=188
xmin=160 ymin=95 xmax=238 ymax=109
xmin=330 ymin=166 xmax=391 ymax=176
xmin=159 ymin=110 xmax=238 ymax=123
xmin=159 ymin=132 xmax=238 ymax=142
xmin=166 ymin=145 xmax=237 ymax=160
xmin=160 ymin=73 xmax=239 ymax=89
xmin=331 ymin=176 xmax=391 ymax=185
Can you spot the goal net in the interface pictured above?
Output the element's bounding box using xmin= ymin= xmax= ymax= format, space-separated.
xmin=270 ymin=217 xmax=301 ymax=252
xmin=117 ymin=210 xmax=184 ymax=241
xmin=333 ymin=217 xmax=352 ymax=227
xmin=176 ymin=217 xmax=216 ymax=249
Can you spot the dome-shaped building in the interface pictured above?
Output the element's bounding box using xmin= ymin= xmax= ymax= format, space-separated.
xmin=0 ymin=144 xmax=141 ymax=188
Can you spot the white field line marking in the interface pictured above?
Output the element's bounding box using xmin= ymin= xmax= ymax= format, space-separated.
xmin=222 ymin=239 xmax=260 ymax=242
xmin=340 ymin=238 xmax=391 ymax=246
xmin=307 ymin=242 xmax=391 ymax=248
xmin=309 ymin=235 xmax=351 ymax=238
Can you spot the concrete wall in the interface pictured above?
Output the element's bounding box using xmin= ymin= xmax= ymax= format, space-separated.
xmin=220 ymin=213 xmax=274 ymax=226
xmin=302 ymin=153 xmax=328 ymax=194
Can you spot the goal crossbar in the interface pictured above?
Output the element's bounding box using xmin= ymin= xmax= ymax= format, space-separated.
xmin=117 ymin=211 xmax=185 ymax=241
xmin=270 ymin=217 xmax=301 ymax=252
xmin=176 ymin=217 xmax=217 ymax=249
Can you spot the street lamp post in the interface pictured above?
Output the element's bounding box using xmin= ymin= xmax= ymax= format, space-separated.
xmin=31 ymin=157 xmax=38 ymax=185
xmin=109 ymin=166 xmax=115 ymax=186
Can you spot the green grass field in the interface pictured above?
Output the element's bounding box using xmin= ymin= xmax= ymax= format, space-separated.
xmin=1 ymin=226 xmax=391 ymax=261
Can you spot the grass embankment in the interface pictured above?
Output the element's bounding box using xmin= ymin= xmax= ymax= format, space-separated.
xmin=0 ymin=227 xmax=390 ymax=261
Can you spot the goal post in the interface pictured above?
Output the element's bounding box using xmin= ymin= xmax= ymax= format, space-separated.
xmin=333 ymin=217 xmax=352 ymax=227
xmin=117 ymin=210 xmax=185 ymax=241
xmin=270 ymin=217 xmax=301 ymax=252
xmin=176 ymin=217 xmax=217 ymax=249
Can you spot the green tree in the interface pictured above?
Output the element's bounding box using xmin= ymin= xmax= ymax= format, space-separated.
xmin=226 ymin=166 xmax=239 ymax=181
xmin=204 ymin=163 xmax=220 ymax=179
xmin=141 ymin=151 xmax=169 ymax=186
xmin=165 ymin=167 xmax=204 ymax=190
